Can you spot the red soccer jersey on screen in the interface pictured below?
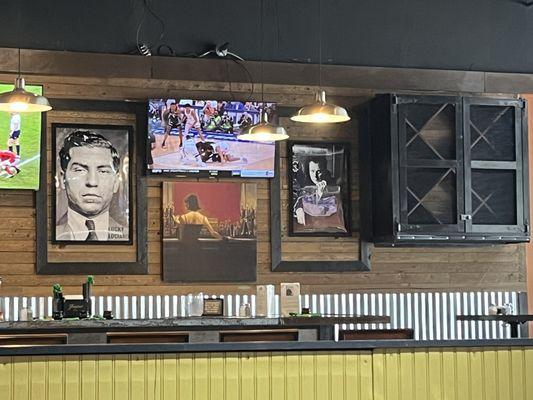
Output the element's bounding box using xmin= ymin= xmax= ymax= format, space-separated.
xmin=0 ymin=150 xmax=16 ymax=164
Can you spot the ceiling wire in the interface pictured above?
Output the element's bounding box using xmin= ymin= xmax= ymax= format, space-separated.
xmin=261 ymin=0 xmax=265 ymax=104
xmin=318 ymin=0 xmax=322 ymax=90
xmin=135 ymin=0 xmax=170 ymax=56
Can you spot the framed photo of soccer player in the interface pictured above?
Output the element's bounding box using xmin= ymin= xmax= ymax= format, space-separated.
xmin=288 ymin=141 xmax=351 ymax=237
xmin=52 ymin=124 xmax=133 ymax=244
xmin=0 ymin=83 xmax=44 ymax=190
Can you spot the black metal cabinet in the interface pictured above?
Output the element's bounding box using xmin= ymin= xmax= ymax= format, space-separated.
xmin=361 ymin=94 xmax=529 ymax=245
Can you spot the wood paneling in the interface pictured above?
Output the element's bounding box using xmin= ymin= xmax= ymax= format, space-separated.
xmin=0 ymin=74 xmax=526 ymax=296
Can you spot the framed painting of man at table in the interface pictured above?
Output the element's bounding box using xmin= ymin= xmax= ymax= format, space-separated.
xmin=162 ymin=181 xmax=257 ymax=282
xmin=288 ymin=141 xmax=351 ymax=236
xmin=52 ymin=124 xmax=132 ymax=244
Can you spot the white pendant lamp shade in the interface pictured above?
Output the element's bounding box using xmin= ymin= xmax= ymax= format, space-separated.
xmin=237 ymin=109 xmax=289 ymax=142
xmin=291 ymin=90 xmax=350 ymax=123
xmin=0 ymin=77 xmax=52 ymax=113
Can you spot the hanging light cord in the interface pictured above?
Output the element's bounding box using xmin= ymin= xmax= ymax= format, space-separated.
xmin=318 ymin=0 xmax=322 ymax=92
xmin=260 ymin=0 xmax=265 ymax=105
xmin=17 ymin=48 xmax=21 ymax=79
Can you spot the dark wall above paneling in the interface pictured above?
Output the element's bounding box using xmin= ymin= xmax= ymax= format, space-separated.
xmin=2 ymin=0 xmax=533 ymax=74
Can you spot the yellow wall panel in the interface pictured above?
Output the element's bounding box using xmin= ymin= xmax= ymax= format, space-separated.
xmin=30 ymin=356 xmax=47 ymax=400
xmin=2 ymin=348 xmax=533 ymax=400
xmin=240 ymin=353 xmax=255 ymax=400
xmin=81 ymin=355 xmax=97 ymax=400
xmin=13 ymin=357 xmax=30 ymax=400
xmin=0 ymin=356 xmax=13 ymax=400
xmin=47 ymin=357 xmax=64 ymax=400
xmin=255 ymin=353 xmax=271 ymax=400
xmin=96 ymin=356 xmax=113 ymax=400
xmin=270 ymin=352 xmax=285 ymax=400
xmin=511 ymin=349 xmax=526 ymax=400
xmin=161 ymin=354 xmax=177 ymax=400
xmin=113 ymin=354 xmax=130 ymax=400
xmin=372 ymin=347 xmax=533 ymax=400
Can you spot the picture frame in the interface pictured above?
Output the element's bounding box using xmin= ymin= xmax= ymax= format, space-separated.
xmin=203 ymin=298 xmax=224 ymax=316
xmin=36 ymin=99 xmax=148 ymax=275
xmin=51 ymin=123 xmax=133 ymax=245
xmin=0 ymin=83 xmax=44 ymax=190
xmin=162 ymin=181 xmax=257 ymax=282
xmin=288 ymin=140 xmax=351 ymax=237
xmin=270 ymin=142 xmax=371 ymax=272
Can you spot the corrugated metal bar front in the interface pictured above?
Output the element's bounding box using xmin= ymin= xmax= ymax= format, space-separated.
xmin=0 ymin=352 xmax=373 ymax=400
xmin=1 ymin=347 xmax=533 ymax=399
xmin=373 ymin=347 xmax=533 ymax=400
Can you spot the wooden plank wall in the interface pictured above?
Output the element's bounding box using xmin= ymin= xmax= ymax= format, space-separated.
xmin=0 ymin=75 xmax=525 ymax=296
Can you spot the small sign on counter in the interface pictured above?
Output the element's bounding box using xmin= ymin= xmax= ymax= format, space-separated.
xmin=203 ymin=299 xmax=224 ymax=316
xmin=280 ymin=283 xmax=300 ymax=316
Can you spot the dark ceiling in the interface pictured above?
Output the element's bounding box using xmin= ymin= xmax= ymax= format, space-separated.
xmin=2 ymin=0 xmax=533 ymax=73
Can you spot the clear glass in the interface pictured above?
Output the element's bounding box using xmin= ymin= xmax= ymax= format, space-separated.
xmin=187 ymin=293 xmax=204 ymax=317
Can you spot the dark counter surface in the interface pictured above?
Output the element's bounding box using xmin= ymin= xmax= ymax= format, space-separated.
xmin=0 ymin=316 xmax=390 ymax=334
xmin=1 ymin=339 xmax=533 ymax=357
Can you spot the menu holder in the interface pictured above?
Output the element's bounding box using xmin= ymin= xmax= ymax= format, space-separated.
xmin=280 ymin=282 xmax=300 ymax=316
xmin=202 ymin=298 xmax=224 ymax=316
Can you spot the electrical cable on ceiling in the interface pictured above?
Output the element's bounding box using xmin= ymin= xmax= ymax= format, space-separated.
xmin=135 ymin=0 xmax=174 ymax=56
xmin=131 ymin=0 xmax=254 ymax=99
xmin=199 ymin=42 xmax=254 ymax=101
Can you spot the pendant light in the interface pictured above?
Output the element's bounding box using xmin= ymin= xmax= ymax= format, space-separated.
xmin=237 ymin=0 xmax=288 ymax=142
xmin=290 ymin=0 xmax=350 ymax=124
xmin=0 ymin=49 xmax=52 ymax=113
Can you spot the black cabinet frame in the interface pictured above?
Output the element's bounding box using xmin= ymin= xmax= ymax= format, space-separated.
xmin=364 ymin=94 xmax=530 ymax=245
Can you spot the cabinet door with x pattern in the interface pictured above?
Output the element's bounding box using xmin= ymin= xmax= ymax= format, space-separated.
xmin=396 ymin=95 xmax=465 ymax=235
xmin=463 ymin=97 xmax=528 ymax=236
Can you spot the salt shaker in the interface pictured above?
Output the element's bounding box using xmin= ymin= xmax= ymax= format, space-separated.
xmin=239 ymin=303 xmax=251 ymax=317
xmin=20 ymin=306 xmax=33 ymax=321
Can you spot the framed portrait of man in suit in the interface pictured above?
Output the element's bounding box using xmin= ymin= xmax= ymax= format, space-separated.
xmin=52 ymin=124 xmax=133 ymax=244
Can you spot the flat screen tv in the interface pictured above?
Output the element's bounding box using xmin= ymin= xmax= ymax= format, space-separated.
xmin=147 ymin=99 xmax=277 ymax=178
xmin=0 ymin=83 xmax=44 ymax=190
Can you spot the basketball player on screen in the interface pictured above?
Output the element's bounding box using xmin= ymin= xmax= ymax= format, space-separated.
xmin=161 ymin=102 xmax=186 ymax=149
xmin=183 ymin=104 xmax=205 ymax=141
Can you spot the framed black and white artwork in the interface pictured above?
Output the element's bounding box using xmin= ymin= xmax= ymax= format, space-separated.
xmin=52 ymin=123 xmax=133 ymax=244
xmin=288 ymin=141 xmax=351 ymax=236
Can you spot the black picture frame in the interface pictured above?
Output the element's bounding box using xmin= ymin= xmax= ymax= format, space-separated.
xmin=288 ymin=140 xmax=352 ymax=237
xmin=51 ymin=123 xmax=134 ymax=245
xmin=270 ymin=143 xmax=371 ymax=272
xmin=36 ymin=99 xmax=148 ymax=275
xmin=203 ymin=298 xmax=224 ymax=316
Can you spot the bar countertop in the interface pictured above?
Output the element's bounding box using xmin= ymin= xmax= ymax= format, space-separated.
xmin=0 ymin=316 xmax=390 ymax=334
xmin=1 ymin=339 xmax=533 ymax=357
